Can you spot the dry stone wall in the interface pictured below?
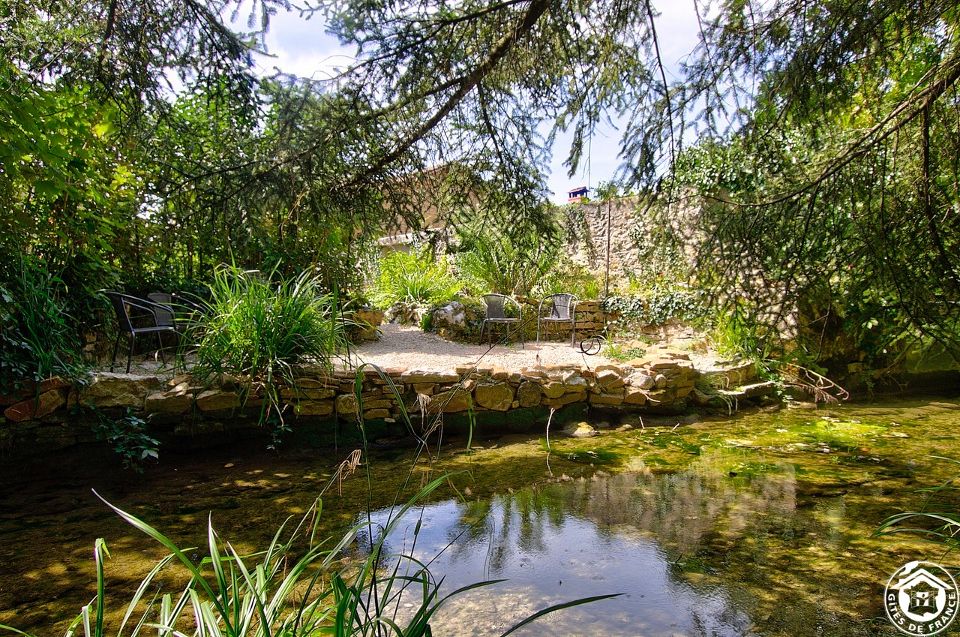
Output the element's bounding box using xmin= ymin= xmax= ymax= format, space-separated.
xmin=0 ymin=356 xmax=770 ymax=453
xmin=430 ymin=299 xmax=614 ymax=342
xmin=0 ymin=352 xmax=772 ymax=451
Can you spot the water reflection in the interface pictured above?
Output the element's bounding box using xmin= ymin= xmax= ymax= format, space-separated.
xmin=359 ymin=458 xmax=802 ymax=635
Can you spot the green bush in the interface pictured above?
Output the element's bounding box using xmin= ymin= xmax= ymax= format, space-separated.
xmin=368 ymin=249 xmax=461 ymax=309
xmin=708 ymin=304 xmax=768 ymax=359
xmin=0 ymin=256 xmax=85 ymax=392
xmin=91 ymin=409 xmax=159 ymax=471
xmin=456 ymin=229 xmax=557 ymax=296
xmin=189 ymin=266 xmax=350 ymax=425
xmin=536 ymin=260 xmax=602 ymax=300
xmin=603 ymin=287 xmax=706 ymax=328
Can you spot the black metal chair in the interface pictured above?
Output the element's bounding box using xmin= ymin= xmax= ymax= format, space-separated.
xmin=480 ymin=293 xmax=523 ymax=347
xmin=146 ymin=292 xmax=176 ymax=328
xmin=537 ymin=293 xmax=578 ymax=345
xmin=150 ymin=291 xmax=209 ymax=329
xmin=103 ymin=291 xmax=180 ymax=373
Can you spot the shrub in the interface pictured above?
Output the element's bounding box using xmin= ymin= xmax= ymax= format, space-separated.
xmin=91 ymin=409 xmax=159 ymax=471
xmin=709 ymin=304 xmax=767 ymax=359
xmin=0 ymin=256 xmax=85 ymax=393
xmin=456 ymin=229 xmax=557 ymax=296
xmin=536 ymin=260 xmax=602 ymax=300
xmin=189 ymin=266 xmax=350 ymax=425
xmin=368 ymin=249 xmax=461 ymax=309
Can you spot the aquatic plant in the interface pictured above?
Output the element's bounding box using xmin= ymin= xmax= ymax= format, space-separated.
xmin=0 ymin=466 xmax=613 ymax=636
xmin=876 ymin=456 xmax=960 ymax=552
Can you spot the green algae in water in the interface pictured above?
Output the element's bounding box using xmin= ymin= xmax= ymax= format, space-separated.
xmin=560 ymin=447 xmax=621 ymax=464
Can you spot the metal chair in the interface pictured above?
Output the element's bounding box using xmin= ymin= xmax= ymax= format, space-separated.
xmin=103 ymin=291 xmax=180 ymax=373
xmin=537 ymin=293 xmax=578 ymax=345
xmin=480 ymin=293 xmax=524 ymax=347
xmin=150 ymin=291 xmax=209 ymax=330
xmin=146 ymin=292 xmax=176 ymax=328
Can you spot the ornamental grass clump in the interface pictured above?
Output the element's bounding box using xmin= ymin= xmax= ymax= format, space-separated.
xmin=189 ymin=266 xmax=350 ymax=425
xmin=0 ymin=256 xmax=86 ymax=392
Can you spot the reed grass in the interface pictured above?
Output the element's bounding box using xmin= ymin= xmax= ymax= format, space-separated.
xmin=188 ymin=265 xmax=350 ymax=425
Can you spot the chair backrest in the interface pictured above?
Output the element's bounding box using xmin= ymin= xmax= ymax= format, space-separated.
xmin=147 ymin=292 xmax=175 ymax=327
xmin=546 ymin=293 xmax=576 ymax=319
xmin=483 ymin=293 xmax=519 ymax=319
xmin=103 ymin=291 xmax=137 ymax=333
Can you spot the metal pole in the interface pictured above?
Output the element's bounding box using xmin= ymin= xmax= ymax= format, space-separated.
xmin=604 ymin=200 xmax=612 ymax=297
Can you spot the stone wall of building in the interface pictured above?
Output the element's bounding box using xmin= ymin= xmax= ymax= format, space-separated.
xmin=563 ymin=195 xmax=703 ymax=286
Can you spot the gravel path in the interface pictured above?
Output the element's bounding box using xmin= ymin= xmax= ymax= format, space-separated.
xmin=349 ymin=324 xmax=614 ymax=371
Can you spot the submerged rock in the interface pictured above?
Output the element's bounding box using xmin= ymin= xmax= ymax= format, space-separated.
xmin=564 ymin=421 xmax=598 ymax=438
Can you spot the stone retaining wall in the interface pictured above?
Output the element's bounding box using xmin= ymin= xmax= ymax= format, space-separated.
xmin=431 ymin=299 xmax=615 ymax=342
xmin=0 ymin=356 xmax=768 ymax=453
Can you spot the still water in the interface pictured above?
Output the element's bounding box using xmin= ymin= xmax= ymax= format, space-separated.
xmin=1 ymin=397 xmax=959 ymax=635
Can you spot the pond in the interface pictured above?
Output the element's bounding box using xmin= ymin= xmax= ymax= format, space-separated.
xmin=1 ymin=396 xmax=959 ymax=635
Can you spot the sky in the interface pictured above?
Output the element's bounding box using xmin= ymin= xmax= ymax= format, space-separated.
xmin=229 ymin=2 xmax=701 ymax=204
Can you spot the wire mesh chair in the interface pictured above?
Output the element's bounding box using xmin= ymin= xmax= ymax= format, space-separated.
xmin=103 ymin=291 xmax=180 ymax=373
xmin=480 ymin=293 xmax=524 ymax=347
xmin=147 ymin=292 xmax=207 ymax=331
xmin=146 ymin=292 xmax=176 ymax=328
xmin=536 ymin=293 xmax=578 ymax=345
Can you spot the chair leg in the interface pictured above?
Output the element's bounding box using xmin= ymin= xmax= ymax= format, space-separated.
xmin=536 ymin=320 xmax=541 ymax=343
xmin=126 ymin=334 xmax=135 ymax=374
xmin=110 ymin=333 xmax=122 ymax=372
xmin=157 ymin=333 xmax=167 ymax=367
